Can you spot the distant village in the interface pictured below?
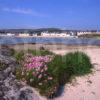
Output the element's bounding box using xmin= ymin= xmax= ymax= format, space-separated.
xmin=0 ymin=28 xmax=100 ymax=38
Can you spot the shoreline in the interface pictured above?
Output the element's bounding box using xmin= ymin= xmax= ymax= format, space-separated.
xmin=0 ymin=43 xmax=100 ymax=51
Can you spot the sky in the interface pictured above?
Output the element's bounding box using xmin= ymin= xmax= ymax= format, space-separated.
xmin=0 ymin=0 xmax=100 ymax=29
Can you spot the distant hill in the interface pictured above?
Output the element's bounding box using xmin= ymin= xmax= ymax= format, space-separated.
xmin=0 ymin=28 xmax=62 ymax=34
xmin=0 ymin=28 xmax=99 ymax=34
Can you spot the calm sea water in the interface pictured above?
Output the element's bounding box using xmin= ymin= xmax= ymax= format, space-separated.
xmin=0 ymin=37 xmax=100 ymax=45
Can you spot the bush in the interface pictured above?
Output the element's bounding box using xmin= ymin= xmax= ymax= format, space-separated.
xmin=47 ymin=52 xmax=92 ymax=85
xmin=65 ymin=52 xmax=92 ymax=76
xmin=15 ymin=51 xmax=92 ymax=98
xmin=15 ymin=55 xmax=59 ymax=98
xmin=47 ymin=55 xmax=72 ymax=85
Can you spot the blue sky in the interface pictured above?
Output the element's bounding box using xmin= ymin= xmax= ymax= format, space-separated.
xmin=0 ymin=0 xmax=100 ymax=29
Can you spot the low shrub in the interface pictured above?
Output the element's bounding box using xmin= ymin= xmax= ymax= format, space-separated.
xmin=15 ymin=55 xmax=59 ymax=98
xmin=47 ymin=52 xmax=92 ymax=86
xmin=65 ymin=52 xmax=92 ymax=76
xmin=47 ymin=55 xmax=72 ymax=85
xmin=15 ymin=51 xmax=92 ymax=98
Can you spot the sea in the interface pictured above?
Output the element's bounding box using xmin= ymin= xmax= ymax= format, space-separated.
xmin=0 ymin=37 xmax=100 ymax=45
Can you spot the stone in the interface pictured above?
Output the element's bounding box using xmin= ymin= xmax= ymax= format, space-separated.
xmin=0 ymin=48 xmax=41 ymax=100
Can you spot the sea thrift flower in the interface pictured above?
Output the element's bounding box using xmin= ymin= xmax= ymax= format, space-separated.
xmin=38 ymin=83 xmax=42 ymax=86
xmin=48 ymin=77 xmax=53 ymax=80
xmin=44 ymin=80 xmax=48 ymax=83
xmin=38 ymin=74 xmax=42 ymax=79
xmin=44 ymin=74 xmax=47 ymax=76
xmin=44 ymin=66 xmax=48 ymax=71
xmin=32 ymin=72 xmax=35 ymax=75
xmin=30 ymin=79 xmax=34 ymax=83
xmin=21 ymin=72 xmax=24 ymax=75
xmin=41 ymin=69 xmax=44 ymax=73
xmin=26 ymin=72 xmax=29 ymax=76
xmin=24 ymin=55 xmax=52 ymax=70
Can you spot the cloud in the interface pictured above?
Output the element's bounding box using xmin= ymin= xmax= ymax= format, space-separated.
xmin=1 ymin=7 xmax=48 ymax=17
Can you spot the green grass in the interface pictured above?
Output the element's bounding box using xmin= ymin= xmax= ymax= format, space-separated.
xmin=47 ymin=52 xmax=92 ymax=86
xmin=11 ymin=49 xmax=54 ymax=62
xmin=14 ymin=50 xmax=93 ymax=98
xmin=13 ymin=51 xmax=24 ymax=62
xmin=78 ymin=34 xmax=100 ymax=38
xmin=27 ymin=49 xmax=54 ymax=56
xmin=65 ymin=52 xmax=92 ymax=76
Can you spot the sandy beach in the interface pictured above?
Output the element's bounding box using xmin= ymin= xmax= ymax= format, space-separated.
xmin=36 ymin=45 xmax=100 ymax=100
xmin=0 ymin=43 xmax=100 ymax=100
xmin=51 ymin=47 xmax=100 ymax=100
xmin=37 ymin=44 xmax=100 ymax=100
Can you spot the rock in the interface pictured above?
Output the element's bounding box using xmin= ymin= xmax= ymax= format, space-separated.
xmin=18 ymin=87 xmax=40 ymax=100
xmin=0 ymin=75 xmax=41 ymax=100
xmin=0 ymin=48 xmax=41 ymax=100
xmin=0 ymin=54 xmax=16 ymax=65
xmin=0 ymin=45 xmax=14 ymax=56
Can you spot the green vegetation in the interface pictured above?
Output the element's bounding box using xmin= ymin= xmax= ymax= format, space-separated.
xmin=14 ymin=49 xmax=92 ymax=98
xmin=0 ymin=62 xmax=6 ymax=71
xmin=13 ymin=51 xmax=24 ymax=62
xmin=47 ymin=52 xmax=92 ymax=86
xmin=64 ymin=52 xmax=92 ymax=75
xmin=78 ymin=34 xmax=100 ymax=38
xmin=11 ymin=49 xmax=53 ymax=62
xmin=27 ymin=49 xmax=54 ymax=56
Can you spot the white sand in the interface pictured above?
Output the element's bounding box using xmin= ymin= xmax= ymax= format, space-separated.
xmin=51 ymin=48 xmax=100 ymax=100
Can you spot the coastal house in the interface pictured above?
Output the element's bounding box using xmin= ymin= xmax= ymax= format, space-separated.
xmin=41 ymin=32 xmax=70 ymax=37
xmin=41 ymin=32 xmax=50 ymax=37
xmin=32 ymin=33 xmax=38 ymax=37
xmin=77 ymin=31 xmax=92 ymax=36
xmin=7 ymin=33 xmax=15 ymax=36
xmin=18 ymin=33 xmax=30 ymax=37
xmin=0 ymin=33 xmax=6 ymax=36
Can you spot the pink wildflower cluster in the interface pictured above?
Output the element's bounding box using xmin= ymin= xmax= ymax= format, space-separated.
xmin=20 ymin=54 xmax=54 ymax=87
xmin=24 ymin=55 xmax=53 ymax=70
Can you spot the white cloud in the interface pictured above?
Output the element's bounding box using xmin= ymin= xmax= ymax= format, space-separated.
xmin=2 ymin=7 xmax=48 ymax=17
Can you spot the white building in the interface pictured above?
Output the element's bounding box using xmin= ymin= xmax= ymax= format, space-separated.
xmin=41 ymin=32 xmax=70 ymax=37
xmin=41 ymin=32 xmax=50 ymax=37
xmin=7 ymin=33 xmax=15 ymax=36
xmin=32 ymin=34 xmax=38 ymax=37
xmin=19 ymin=33 xmax=30 ymax=37
xmin=77 ymin=32 xmax=92 ymax=36
xmin=0 ymin=33 xmax=7 ymax=36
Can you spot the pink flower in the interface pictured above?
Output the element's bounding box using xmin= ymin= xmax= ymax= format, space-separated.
xmin=41 ymin=69 xmax=44 ymax=73
xmin=48 ymin=77 xmax=53 ymax=80
xmin=26 ymin=72 xmax=29 ymax=76
xmin=30 ymin=79 xmax=34 ymax=82
xmin=32 ymin=72 xmax=35 ymax=75
xmin=44 ymin=66 xmax=48 ymax=71
xmin=38 ymin=83 xmax=42 ymax=86
xmin=38 ymin=74 xmax=42 ymax=79
xmin=21 ymin=72 xmax=24 ymax=75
